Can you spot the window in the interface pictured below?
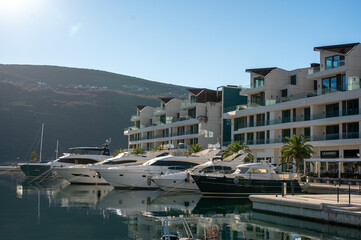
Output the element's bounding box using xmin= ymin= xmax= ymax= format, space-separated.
xmin=266 ymin=130 xmax=270 ymax=143
xmin=188 ymin=108 xmax=196 ymax=118
xmin=322 ymin=74 xmax=346 ymax=94
xmin=266 ymin=112 xmax=270 ymax=125
xmin=237 ymin=167 xmax=249 ymax=174
xmin=325 ymin=55 xmax=345 ymax=70
xmin=282 ymin=110 xmax=291 ymax=123
xmin=249 ymin=115 xmax=254 ymax=127
xmin=293 ymin=109 xmax=297 ymax=122
xmin=248 ymin=168 xmax=267 ymax=174
xmin=304 ymin=107 xmax=310 ymax=121
xmin=281 ymin=89 xmax=288 ymax=98
xmin=314 ymin=80 xmax=317 ymax=91
xmin=290 ymin=75 xmax=297 ymax=85
xmin=253 ymin=77 xmax=264 ymax=88
xmin=342 ymin=122 xmax=359 ymax=139
xmin=325 ymin=103 xmax=339 ymax=118
xmin=160 ymin=114 xmax=166 ymax=124
xmin=234 ymin=133 xmax=245 ymax=143
xmin=282 ymin=129 xmax=291 ymax=141
xmin=304 ymin=127 xmax=310 ymax=139
xmin=57 ymin=158 xmax=98 ymax=164
xmin=256 ymin=114 xmax=265 ymax=126
xmin=256 ymin=131 xmax=265 ymax=144
xmin=234 ymin=117 xmax=247 ymax=130
xmin=326 ymin=125 xmax=339 ymax=140
xmin=250 ymin=92 xmax=265 ymax=106
xmin=247 ymin=133 xmax=254 ymax=145
xmin=342 ymin=99 xmax=359 ymax=116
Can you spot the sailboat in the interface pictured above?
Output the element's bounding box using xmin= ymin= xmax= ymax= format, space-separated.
xmin=19 ymin=123 xmax=56 ymax=178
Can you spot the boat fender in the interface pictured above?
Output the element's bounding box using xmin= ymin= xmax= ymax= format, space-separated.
xmin=185 ymin=173 xmax=190 ymax=183
xmin=233 ymin=178 xmax=239 ymax=184
xmin=147 ymin=176 xmax=152 ymax=186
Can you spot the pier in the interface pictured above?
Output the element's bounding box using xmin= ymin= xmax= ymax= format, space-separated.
xmin=250 ymin=194 xmax=361 ymax=227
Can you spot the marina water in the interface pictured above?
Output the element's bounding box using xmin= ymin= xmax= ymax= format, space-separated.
xmin=1 ymin=172 xmax=360 ymax=240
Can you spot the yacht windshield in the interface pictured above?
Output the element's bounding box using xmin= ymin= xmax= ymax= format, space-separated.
xmin=199 ymin=166 xmax=233 ymax=174
xmin=68 ymin=148 xmax=110 ymax=156
xmin=237 ymin=167 xmax=249 ymax=174
xmin=102 ymin=160 xmax=138 ymax=165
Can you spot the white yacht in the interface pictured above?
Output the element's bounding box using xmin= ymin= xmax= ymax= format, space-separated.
xmin=55 ymin=150 xmax=170 ymax=185
xmin=52 ymin=141 xmax=113 ymax=183
xmin=96 ymin=153 xmax=216 ymax=189
xmin=152 ymin=153 xmax=248 ymax=192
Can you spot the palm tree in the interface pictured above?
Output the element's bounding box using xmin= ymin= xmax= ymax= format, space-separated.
xmin=152 ymin=145 xmax=164 ymax=151
xmin=223 ymin=141 xmax=254 ymax=162
xmin=280 ymin=134 xmax=314 ymax=173
xmin=131 ymin=147 xmax=146 ymax=155
xmin=111 ymin=148 xmax=124 ymax=157
xmin=187 ymin=144 xmax=202 ymax=155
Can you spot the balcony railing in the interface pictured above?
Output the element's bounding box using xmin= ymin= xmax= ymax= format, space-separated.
xmin=233 ymin=133 xmax=360 ymax=146
xmin=181 ymin=98 xmax=197 ymax=107
xmin=130 ymin=114 xmax=140 ymax=121
xmin=233 ymin=110 xmax=360 ymax=132
xmin=154 ymin=107 xmax=166 ymax=114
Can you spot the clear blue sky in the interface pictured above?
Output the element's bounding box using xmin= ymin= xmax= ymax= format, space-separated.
xmin=1 ymin=0 xmax=360 ymax=89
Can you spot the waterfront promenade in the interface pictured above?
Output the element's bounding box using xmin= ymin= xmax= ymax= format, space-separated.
xmin=250 ymin=193 xmax=361 ymax=227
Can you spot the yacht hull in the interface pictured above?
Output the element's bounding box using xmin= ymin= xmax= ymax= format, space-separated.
xmin=19 ymin=163 xmax=53 ymax=177
xmin=152 ymin=172 xmax=199 ymax=192
xmin=54 ymin=167 xmax=109 ymax=185
xmin=192 ymin=175 xmax=302 ymax=197
xmin=97 ymin=167 xmax=174 ymax=189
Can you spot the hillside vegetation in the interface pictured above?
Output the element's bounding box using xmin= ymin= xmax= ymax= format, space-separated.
xmin=0 ymin=64 xmax=188 ymax=163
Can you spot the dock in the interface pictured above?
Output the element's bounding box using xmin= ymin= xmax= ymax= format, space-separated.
xmin=0 ymin=166 xmax=20 ymax=171
xmin=250 ymin=194 xmax=361 ymax=227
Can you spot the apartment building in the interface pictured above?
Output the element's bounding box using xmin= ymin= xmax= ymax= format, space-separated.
xmin=124 ymin=88 xmax=222 ymax=150
xmin=223 ymin=43 xmax=361 ymax=177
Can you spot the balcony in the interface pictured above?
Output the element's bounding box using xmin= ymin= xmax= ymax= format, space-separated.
xmin=307 ymin=64 xmax=347 ymax=80
xmin=153 ymin=107 xmax=166 ymax=115
xmin=181 ymin=99 xmax=197 ymax=109
xmin=130 ymin=114 xmax=140 ymax=121
xmin=233 ymin=111 xmax=360 ymax=132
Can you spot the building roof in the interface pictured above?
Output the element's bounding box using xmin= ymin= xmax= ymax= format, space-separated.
xmin=159 ymin=97 xmax=174 ymax=104
xmin=136 ymin=105 xmax=146 ymax=111
xmin=186 ymin=88 xmax=221 ymax=103
xmin=245 ymin=67 xmax=277 ymax=77
xmin=314 ymin=43 xmax=360 ymax=54
xmin=187 ymin=88 xmax=205 ymax=96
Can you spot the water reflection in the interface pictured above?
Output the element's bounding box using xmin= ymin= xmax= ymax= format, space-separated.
xmin=2 ymin=173 xmax=361 ymax=239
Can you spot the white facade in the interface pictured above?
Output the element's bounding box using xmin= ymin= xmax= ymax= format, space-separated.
xmin=224 ymin=43 xmax=361 ymax=176
xmin=124 ymin=89 xmax=222 ymax=151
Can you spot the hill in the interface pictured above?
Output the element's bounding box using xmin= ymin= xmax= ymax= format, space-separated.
xmin=0 ymin=64 xmax=188 ymax=163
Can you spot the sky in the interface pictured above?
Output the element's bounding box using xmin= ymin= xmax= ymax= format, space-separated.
xmin=0 ymin=0 xmax=361 ymax=89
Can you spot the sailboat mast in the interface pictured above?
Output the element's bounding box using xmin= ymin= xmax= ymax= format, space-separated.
xmin=39 ymin=123 xmax=44 ymax=163
xmin=55 ymin=140 xmax=59 ymax=159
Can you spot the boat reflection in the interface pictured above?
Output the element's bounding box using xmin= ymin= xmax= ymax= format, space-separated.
xmin=53 ymin=184 xmax=113 ymax=208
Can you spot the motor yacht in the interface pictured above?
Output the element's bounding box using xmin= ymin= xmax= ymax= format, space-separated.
xmin=191 ymin=162 xmax=302 ymax=197
xmin=96 ymin=154 xmax=214 ymax=189
xmin=152 ymin=153 xmax=248 ymax=192
xmin=56 ymin=150 xmax=170 ymax=185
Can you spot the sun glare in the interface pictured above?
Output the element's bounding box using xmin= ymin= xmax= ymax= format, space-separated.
xmin=0 ymin=0 xmax=45 ymax=22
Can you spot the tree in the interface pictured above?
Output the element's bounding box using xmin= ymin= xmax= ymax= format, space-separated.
xmin=223 ymin=141 xmax=254 ymax=162
xmin=187 ymin=144 xmax=202 ymax=155
xmin=280 ymin=134 xmax=314 ymax=173
xmin=111 ymin=148 xmax=125 ymax=157
xmin=131 ymin=147 xmax=146 ymax=155
xmin=30 ymin=151 xmax=37 ymax=162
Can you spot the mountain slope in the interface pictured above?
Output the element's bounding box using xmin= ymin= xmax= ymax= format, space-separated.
xmin=0 ymin=64 xmax=189 ymax=163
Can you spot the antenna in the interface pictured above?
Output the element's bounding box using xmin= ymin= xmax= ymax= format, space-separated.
xmin=39 ymin=123 xmax=44 ymax=163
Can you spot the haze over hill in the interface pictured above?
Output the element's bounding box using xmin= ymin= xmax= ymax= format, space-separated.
xmin=0 ymin=64 xmax=189 ymax=163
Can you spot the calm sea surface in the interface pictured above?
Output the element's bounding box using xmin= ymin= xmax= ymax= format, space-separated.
xmin=0 ymin=172 xmax=360 ymax=240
